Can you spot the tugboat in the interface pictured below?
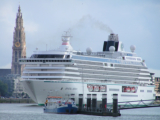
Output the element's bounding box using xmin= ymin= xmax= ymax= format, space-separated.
xmin=44 ymin=96 xmax=78 ymax=114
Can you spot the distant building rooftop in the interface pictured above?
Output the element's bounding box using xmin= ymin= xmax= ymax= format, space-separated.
xmin=0 ymin=69 xmax=11 ymax=77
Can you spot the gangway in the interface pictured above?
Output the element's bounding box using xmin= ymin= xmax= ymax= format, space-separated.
xmin=107 ymin=99 xmax=160 ymax=110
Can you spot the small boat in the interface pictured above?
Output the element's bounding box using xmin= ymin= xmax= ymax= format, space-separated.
xmin=43 ymin=96 xmax=78 ymax=114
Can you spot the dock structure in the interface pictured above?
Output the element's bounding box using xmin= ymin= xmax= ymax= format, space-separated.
xmin=115 ymin=99 xmax=160 ymax=110
xmin=77 ymin=94 xmax=160 ymax=116
xmin=77 ymin=94 xmax=121 ymax=117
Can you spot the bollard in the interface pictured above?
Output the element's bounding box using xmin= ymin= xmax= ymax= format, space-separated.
xmin=113 ymin=94 xmax=118 ymax=117
xmin=87 ymin=94 xmax=91 ymax=110
xmin=79 ymin=94 xmax=83 ymax=110
xmin=92 ymin=94 xmax=97 ymax=111
xmin=102 ymin=94 xmax=107 ymax=112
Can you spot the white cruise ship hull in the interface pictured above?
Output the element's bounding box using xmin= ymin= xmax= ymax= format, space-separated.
xmin=22 ymin=79 xmax=155 ymax=106
xmin=19 ymin=33 xmax=156 ymax=107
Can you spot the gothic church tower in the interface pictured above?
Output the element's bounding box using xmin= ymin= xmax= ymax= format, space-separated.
xmin=11 ymin=6 xmax=26 ymax=75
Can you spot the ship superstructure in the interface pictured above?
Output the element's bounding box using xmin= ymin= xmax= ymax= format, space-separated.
xmin=19 ymin=32 xmax=155 ymax=105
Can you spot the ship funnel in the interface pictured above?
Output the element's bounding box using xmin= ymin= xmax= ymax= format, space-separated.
xmin=103 ymin=33 xmax=119 ymax=51
xmin=108 ymin=33 xmax=119 ymax=42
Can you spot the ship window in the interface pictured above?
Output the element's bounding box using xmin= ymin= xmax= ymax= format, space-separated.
xmin=30 ymin=54 xmax=65 ymax=58
xmin=109 ymin=88 xmax=119 ymax=91
xmin=72 ymin=55 xmax=142 ymax=66
xmin=121 ymin=94 xmax=138 ymax=97
xmin=104 ymin=63 xmax=107 ymax=66
xmin=147 ymin=90 xmax=152 ymax=93
xmin=65 ymin=55 xmax=70 ymax=58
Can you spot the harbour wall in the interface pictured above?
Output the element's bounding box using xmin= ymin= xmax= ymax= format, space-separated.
xmin=0 ymin=98 xmax=35 ymax=103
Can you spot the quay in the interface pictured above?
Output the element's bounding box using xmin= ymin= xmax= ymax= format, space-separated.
xmin=70 ymin=94 xmax=160 ymax=116
xmin=76 ymin=94 xmax=121 ymax=117
xmin=77 ymin=109 xmax=120 ymax=116
xmin=0 ymin=98 xmax=35 ymax=103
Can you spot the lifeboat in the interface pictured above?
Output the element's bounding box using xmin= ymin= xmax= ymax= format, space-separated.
xmin=87 ymin=85 xmax=93 ymax=92
xmin=123 ymin=87 xmax=127 ymax=92
xmin=126 ymin=87 xmax=131 ymax=92
xmin=93 ymin=85 xmax=99 ymax=92
xmin=100 ymin=85 xmax=106 ymax=92
xmin=131 ymin=87 xmax=136 ymax=93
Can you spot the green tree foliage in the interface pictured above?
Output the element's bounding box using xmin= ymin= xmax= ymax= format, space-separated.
xmin=0 ymin=81 xmax=8 ymax=96
xmin=22 ymin=92 xmax=24 ymax=97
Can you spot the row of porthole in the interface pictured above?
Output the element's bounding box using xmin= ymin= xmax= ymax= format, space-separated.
xmin=19 ymin=60 xmax=72 ymax=62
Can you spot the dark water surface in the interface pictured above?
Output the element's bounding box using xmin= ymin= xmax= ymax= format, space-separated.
xmin=0 ymin=103 xmax=160 ymax=120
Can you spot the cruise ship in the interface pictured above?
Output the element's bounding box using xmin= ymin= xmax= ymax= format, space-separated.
xmin=19 ymin=32 xmax=155 ymax=106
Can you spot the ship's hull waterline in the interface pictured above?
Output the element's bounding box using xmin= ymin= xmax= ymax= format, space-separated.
xmin=22 ymin=79 xmax=155 ymax=106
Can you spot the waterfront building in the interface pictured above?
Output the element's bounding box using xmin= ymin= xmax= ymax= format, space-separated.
xmin=11 ymin=5 xmax=26 ymax=75
xmin=0 ymin=69 xmax=11 ymax=77
xmin=0 ymin=74 xmax=23 ymax=96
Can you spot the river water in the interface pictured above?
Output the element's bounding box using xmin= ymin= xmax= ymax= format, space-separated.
xmin=0 ymin=103 xmax=160 ymax=120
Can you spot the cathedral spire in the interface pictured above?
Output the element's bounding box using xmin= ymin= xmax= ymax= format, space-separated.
xmin=17 ymin=5 xmax=22 ymax=17
xmin=11 ymin=6 xmax=26 ymax=75
xmin=18 ymin=5 xmax=21 ymax=12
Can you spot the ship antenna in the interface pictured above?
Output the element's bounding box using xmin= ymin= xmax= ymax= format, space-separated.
xmin=64 ymin=31 xmax=68 ymax=35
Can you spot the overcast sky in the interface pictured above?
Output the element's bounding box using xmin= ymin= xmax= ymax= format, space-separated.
xmin=0 ymin=0 xmax=160 ymax=76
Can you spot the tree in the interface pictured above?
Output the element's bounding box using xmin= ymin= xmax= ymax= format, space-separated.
xmin=22 ymin=92 xmax=25 ymax=97
xmin=0 ymin=81 xmax=8 ymax=96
